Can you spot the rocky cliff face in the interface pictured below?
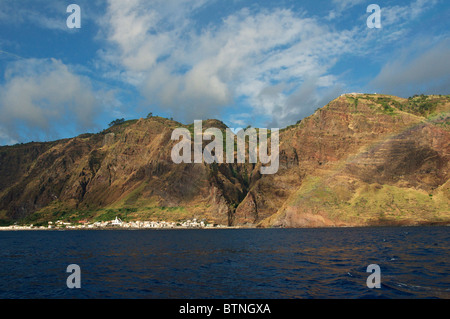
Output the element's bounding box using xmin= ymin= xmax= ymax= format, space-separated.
xmin=246 ymin=94 xmax=450 ymax=227
xmin=0 ymin=94 xmax=449 ymax=227
xmin=0 ymin=117 xmax=247 ymax=225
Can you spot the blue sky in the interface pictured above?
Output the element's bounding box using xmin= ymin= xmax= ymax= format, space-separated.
xmin=0 ymin=0 xmax=449 ymax=145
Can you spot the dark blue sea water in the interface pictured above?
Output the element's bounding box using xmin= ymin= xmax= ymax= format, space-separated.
xmin=0 ymin=227 xmax=448 ymax=299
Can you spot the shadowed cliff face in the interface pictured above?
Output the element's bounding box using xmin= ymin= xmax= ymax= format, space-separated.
xmin=0 ymin=94 xmax=449 ymax=227
xmin=0 ymin=117 xmax=248 ymax=225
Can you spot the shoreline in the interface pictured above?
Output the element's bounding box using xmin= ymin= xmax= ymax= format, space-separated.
xmin=0 ymin=223 xmax=448 ymax=231
xmin=0 ymin=226 xmax=250 ymax=231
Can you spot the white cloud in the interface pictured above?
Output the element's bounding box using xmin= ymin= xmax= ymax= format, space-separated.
xmin=0 ymin=58 xmax=106 ymax=144
xmin=326 ymin=0 xmax=365 ymax=20
xmin=99 ymin=2 xmax=357 ymax=127
xmin=96 ymin=0 xmax=446 ymax=128
xmin=0 ymin=0 xmax=67 ymax=31
xmin=101 ymin=0 xmax=210 ymax=72
xmin=382 ymin=0 xmax=438 ymax=28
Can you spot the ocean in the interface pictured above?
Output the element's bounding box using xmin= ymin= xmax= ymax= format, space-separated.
xmin=0 ymin=227 xmax=448 ymax=299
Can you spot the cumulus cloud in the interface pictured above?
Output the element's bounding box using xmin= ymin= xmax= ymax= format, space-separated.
xmin=100 ymin=1 xmax=357 ymax=127
xmin=0 ymin=58 xmax=105 ymax=144
xmin=95 ymin=0 xmax=447 ymax=128
xmin=101 ymin=0 xmax=209 ymax=72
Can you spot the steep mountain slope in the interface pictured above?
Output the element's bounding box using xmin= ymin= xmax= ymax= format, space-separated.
xmin=240 ymin=94 xmax=450 ymax=227
xmin=0 ymin=94 xmax=449 ymax=227
xmin=0 ymin=117 xmax=248 ymax=226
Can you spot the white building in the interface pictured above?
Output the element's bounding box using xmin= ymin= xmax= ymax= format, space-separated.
xmin=111 ymin=216 xmax=123 ymax=226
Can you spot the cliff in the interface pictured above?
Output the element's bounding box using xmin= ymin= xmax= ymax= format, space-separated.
xmin=0 ymin=94 xmax=449 ymax=227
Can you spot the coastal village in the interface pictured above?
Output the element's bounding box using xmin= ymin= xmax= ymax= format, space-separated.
xmin=0 ymin=217 xmax=229 ymax=230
